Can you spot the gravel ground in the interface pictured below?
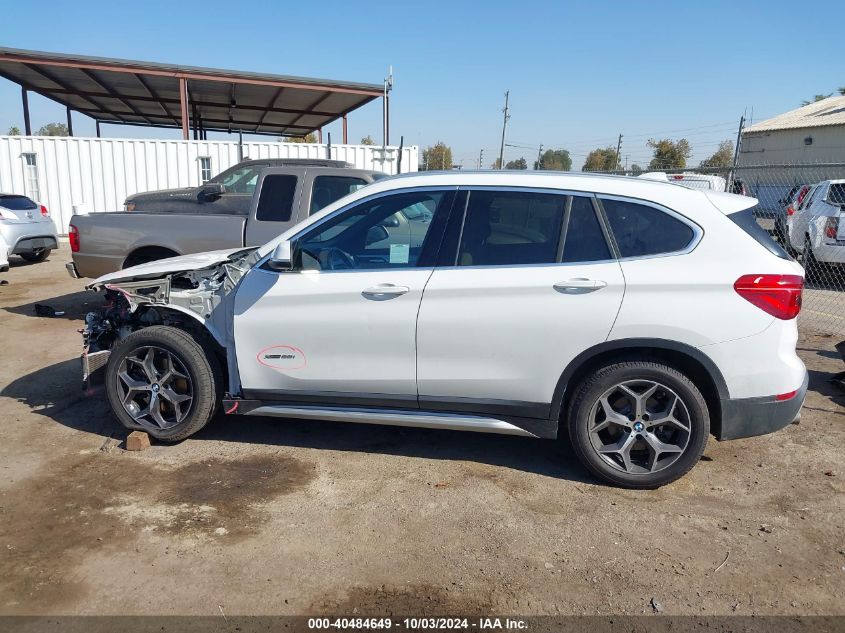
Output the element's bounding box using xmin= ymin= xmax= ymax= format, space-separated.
xmin=0 ymin=247 xmax=843 ymax=617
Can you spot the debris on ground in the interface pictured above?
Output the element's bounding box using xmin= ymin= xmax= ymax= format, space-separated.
xmin=0 ymin=280 xmax=8 ymax=286
xmin=125 ymin=431 xmax=151 ymax=451
xmin=650 ymin=597 xmax=664 ymax=613
xmin=759 ymin=525 xmax=773 ymax=534
xmin=34 ymin=303 xmax=65 ymax=317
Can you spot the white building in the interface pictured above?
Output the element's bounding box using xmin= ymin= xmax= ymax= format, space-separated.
xmin=0 ymin=135 xmax=417 ymax=234
xmin=740 ymin=96 xmax=845 ymax=164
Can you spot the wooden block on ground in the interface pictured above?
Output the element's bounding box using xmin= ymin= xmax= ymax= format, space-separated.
xmin=125 ymin=431 xmax=151 ymax=451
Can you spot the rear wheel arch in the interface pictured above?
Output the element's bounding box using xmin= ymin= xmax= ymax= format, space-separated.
xmin=123 ymin=245 xmax=180 ymax=269
xmin=551 ymin=339 xmax=727 ymax=438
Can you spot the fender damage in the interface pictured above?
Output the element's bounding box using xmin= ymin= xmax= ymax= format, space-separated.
xmin=81 ymin=248 xmax=259 ymax=389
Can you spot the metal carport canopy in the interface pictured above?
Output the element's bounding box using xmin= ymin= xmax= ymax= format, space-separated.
xmin=0 ymin=46 xmax=383 ymax=139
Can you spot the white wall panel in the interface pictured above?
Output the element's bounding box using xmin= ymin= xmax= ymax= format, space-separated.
xmin=0 ymin=136 xmax=418 ymax=233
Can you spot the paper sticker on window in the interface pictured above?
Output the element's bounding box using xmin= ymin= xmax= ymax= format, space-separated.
xmin=390 ymin=243 xmax=410 ymax=264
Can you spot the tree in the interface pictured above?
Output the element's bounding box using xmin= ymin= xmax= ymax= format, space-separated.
xmin=582 ymin=146 xmax=620 ymax=172
xmin=422 ymin=142 xmax=453 ymax=170
xmin=360 ymin=135 xmax=376 ymax=145
xmin=801 ymin=94 xmax=832 ymax=106
xmin=630 ymin=164 xmax=643 ymax=175
xmin=283 ymin=132 xmax=317 ymax=143
xmin=647 ymin=138 xmax=691 ymax=170
xmin=839 ymin=86 xmax=845 ymax=96
xmin=505 ymin=157 xmax=527 ymax=170
xmin=535 ymin=149 xmax=572 ymax=171
xmin=491 ymin=157 xmax=502 ymax=169
xmin=7 ymin=126 xmax=20 ymax=135
xmin=37 ymin=122 xmax=69 ymax=136
xmin=699 ymin=140 xmax=734 ymax=168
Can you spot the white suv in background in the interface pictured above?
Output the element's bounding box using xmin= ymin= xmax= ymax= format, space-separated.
xmin=787 ymin=179 xmax=845 ymax=279
xmin=80 ymin=172 xmax=807 ymax=488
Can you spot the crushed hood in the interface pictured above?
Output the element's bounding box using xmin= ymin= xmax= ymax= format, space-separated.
xmin=87 ymin=247 xmax=256 ymax=289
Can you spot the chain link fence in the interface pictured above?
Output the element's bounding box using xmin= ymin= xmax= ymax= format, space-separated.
xmin=587 ymin=163 xmax=845 ymax=336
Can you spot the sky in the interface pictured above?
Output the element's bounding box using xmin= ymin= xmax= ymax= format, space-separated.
xmin=1 ymin=0 xmax=843 ymax=170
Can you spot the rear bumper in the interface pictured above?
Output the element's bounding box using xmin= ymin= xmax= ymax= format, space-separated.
xmin=66 ymin=261 xmax=80 ymax=279
xmin=717 ymin=370 xmax=808 ymax=440
xmin=71 ymin=252 xmax=124 ymax=279
xmin=1 ymin=221 xmax=58 ymax=254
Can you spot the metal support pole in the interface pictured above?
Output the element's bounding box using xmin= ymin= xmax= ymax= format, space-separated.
xmin=727 ymin=115 xmax=746 ymax=192
xmin=342 ymin=115 xmax=348 ymax=144
xmin=317 ymin=129 xmax=323 ymax=144
xmin=238 ymin=130 xmax=243 ymax=161
xmin=397 ymin=135 xmax=404 ymax=174
xmin=536 ymin=144 xmax=543 ymax=170
xmin=179 ymin=77 xmax=190 ymax=140
xmin=498 ymin=91 xmax=510 ymax=169
xmin=326 ymin=132 xmax=332 ymax=160
xmin=382 ymin=66 xmax=393 ymax=147
xmin=66 ymin=107 xmax=74 ymax=137
xmin=22 ymin=87 xmax=31 ymax=135
xmin=95 ymin=120 xmax=101 ymax=138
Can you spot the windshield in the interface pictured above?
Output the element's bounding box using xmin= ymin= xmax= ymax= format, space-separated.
xmin=210 ymin=165 xmax=262 ymax=194
xmin=0 ymin=194 xmax=37 ymax=210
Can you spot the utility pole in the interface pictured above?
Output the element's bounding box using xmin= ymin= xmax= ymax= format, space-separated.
xmin=615 ymin=133 xmax=623 ymax=171
xmin=727 ymin=115 xmax=746 ymax=192
xmin=536 ymin=144 xmax=544 ymax=170
xmin=498 ymin=91 xmax=510 ymax=170
xmin=478 ymin=149 xmax=484 ymax=170
xmin=382 ymin=66 xmax=393 ymax=148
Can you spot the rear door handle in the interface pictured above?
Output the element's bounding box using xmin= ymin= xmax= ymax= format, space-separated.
xmin=553 ymin=278 xmax=608 ymax=291
xmin=362 ymin=284 xmax=410 ymax=299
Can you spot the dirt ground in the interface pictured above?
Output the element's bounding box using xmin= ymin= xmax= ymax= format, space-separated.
xmin=0 ymin=247 xmax=843 ymax=618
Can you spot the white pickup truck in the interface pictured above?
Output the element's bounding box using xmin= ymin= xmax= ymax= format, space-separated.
xmin=787 ymin=179 xmax=845 ymax=279
xmin=67 ymin=162 xmax=385 ymax=278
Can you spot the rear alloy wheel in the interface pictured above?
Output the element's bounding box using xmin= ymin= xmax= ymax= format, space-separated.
xmin=568 ymin=361 xmax=709 ymax=488
xmin=105 ymin=326 xmax=222 ymax=442
xmin=20 ymin=248 xmax=51 ymax=263
xmin=800 ymin=236 xmax=821 ymax=283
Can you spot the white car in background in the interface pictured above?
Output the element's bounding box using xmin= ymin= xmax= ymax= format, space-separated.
xmin=787 ymin=179 xmax=845 ymax=279
xmin=0 ymin=233 xmax=9 ymax=272
xmin=79 ymin=171 xmax=807 ymax=489
xmin=0 ymin=193 xmax=59 ymax=264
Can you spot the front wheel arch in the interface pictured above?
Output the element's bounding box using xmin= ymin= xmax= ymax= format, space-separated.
xmin=551 ymin=339 xmax=726 ymax=439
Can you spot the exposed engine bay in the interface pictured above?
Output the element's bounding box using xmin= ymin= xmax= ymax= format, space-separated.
xmin=82 ymin=248 xmax=260 ymax=388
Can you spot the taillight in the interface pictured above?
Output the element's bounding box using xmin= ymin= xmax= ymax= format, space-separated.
xmin=775 ymin=390 xmax=798 ymax=401
xmin=40 ymin=204 xmax=49 ymax=217
xmin=69 ymin=225 xmax=80 ymax=253
xmin=786 ymin=205 xmax=794 ymax=216
xmin=825 ymin=217 xmax=838 ymax=239
xmin=734 ymin=274 xmax=803 ymax=320
xmin=796 ymin=186 xmax=809 ymax=205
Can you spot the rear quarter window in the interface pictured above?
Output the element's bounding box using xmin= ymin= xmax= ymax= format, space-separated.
xmin=601 ymin=198 xmax=696 ymax=257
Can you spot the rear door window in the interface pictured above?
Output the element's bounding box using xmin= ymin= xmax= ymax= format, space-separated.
xmin=827 ymin=183 xmax=845 ymax=206
xmin=561 ymin=196 xmax=611 ymax=262
xmin=601 ymin=198 xmax=696 ymax=258
xmin=255 ymin=175 xmax=298 ymax=222
xmin=310 ymin=176 xmax=368 ymax=214
xmin=457 ymin=190 xmax=566 ymax=266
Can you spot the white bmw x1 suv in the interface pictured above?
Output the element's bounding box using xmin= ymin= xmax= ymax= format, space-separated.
xmin=81 ymin=171 xmax=807 ymax=488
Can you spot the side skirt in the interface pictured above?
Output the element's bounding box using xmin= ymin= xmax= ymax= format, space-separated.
xmin=222 ymin=398 xmax=557 ymax=438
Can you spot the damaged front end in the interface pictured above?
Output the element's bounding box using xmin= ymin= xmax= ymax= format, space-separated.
xmin=81 ymin=248 xmax=259 ymax=390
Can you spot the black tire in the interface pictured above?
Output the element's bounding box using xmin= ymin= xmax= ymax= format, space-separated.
xmin=105 ymin=325 xmax=222 ymax=442
xmin=566 ymin=360 xmax=709 ymax=489
xmin=20 ymin=248 xmax=51 ymax=263
xmin=801 ymin=236 xmax=822 ymax=283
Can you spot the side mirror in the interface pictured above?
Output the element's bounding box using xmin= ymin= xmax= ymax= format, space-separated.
xmin=198 ymin=182 xmax=225 ymax=202
xmin=268 ymin=240 xmax=293 ymax=271
xmin=366 ymin=225 xmax=389 ymax=246
xmin=380 ymin=215 xmax=400 ymax=228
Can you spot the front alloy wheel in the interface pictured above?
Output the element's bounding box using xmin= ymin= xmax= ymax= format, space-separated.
xmin=105 ymin=325 xmax=222 ymax=442
xmin=116 ymin=346 xmax=194 ymax=430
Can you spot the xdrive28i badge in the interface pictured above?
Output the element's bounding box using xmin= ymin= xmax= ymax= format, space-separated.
xmin=256 ymin=345 xmax=307 ymax=371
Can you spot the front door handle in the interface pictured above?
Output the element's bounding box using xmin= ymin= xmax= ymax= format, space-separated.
xmin=362 ymin=284 xmax=410 ymax=299
xmin=553 ymin=278 xmax=608 ymax=292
